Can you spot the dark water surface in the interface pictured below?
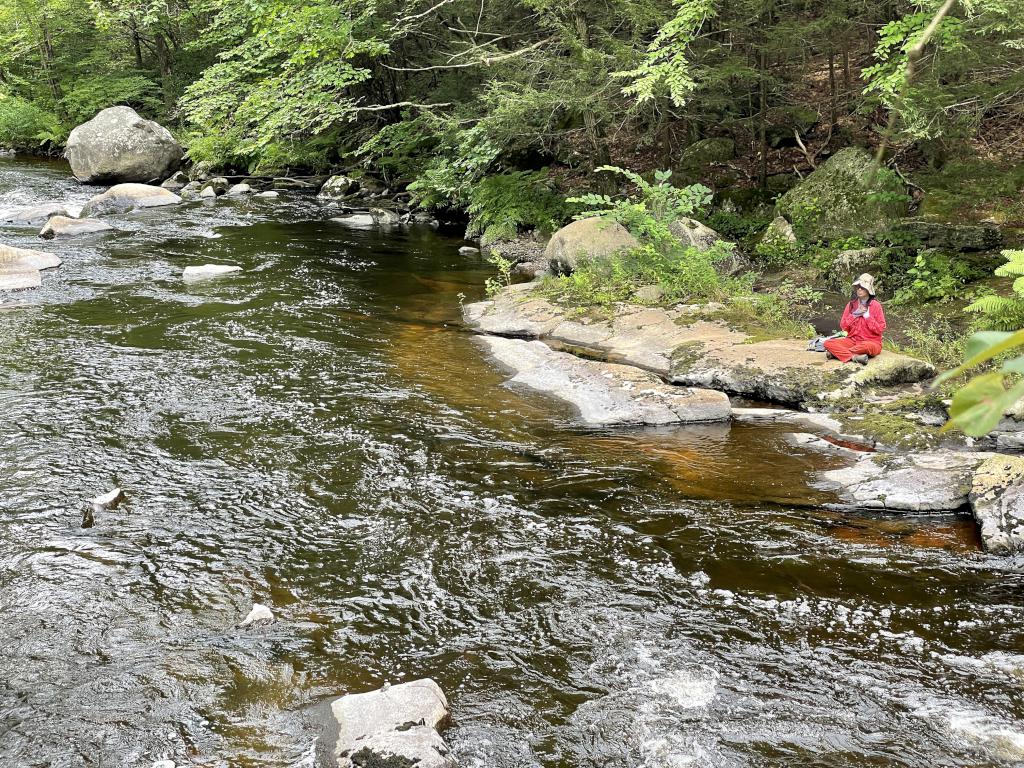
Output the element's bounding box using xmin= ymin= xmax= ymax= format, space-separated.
xmin=1 ymin=157 xmax=1023 ymax=768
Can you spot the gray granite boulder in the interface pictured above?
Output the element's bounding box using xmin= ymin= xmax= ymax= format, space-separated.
xmin=80 ymin=184 xmax=182 ymax=217
xmin=65 ymin=106 xmax=182 ymax=184
xmin=545 ymin=217 xmax=640 ymax=274
xmin=818 ymin=451 xmax=990 ymax=512
xmin=319 ymin=174 xmax=359 ymax=199
xmin=328 ymin=678 xmax=454 ymax=768
xmin=39 ymin=215 xmax=113 ymax=239
xmin=478 ymin=336 xmax=730 ymax=426
xmin=970 ymin=455 xmax=1024 ymax=554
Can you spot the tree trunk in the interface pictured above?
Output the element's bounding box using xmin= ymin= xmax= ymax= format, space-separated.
xmin=38 ymin=18 xmax=67 ymax=120
xmin=828 ymin=47 xmax=837 ymax=126
xmin=153 ymin=33 xmax=175 ymax=115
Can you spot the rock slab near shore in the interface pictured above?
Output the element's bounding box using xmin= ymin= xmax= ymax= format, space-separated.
xmin=478 ymin=335 xmax=731 ymax=426
xmin=464 ymin=284 xmax=934 ymax=406
xmin=328 ymin=678 xmax=455 ymax=768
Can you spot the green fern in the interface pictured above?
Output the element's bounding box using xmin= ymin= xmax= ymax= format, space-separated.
xmin=966 ymin=250 xmax=1024 ymax=330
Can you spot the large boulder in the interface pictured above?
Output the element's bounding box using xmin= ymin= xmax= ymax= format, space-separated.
xmin=545 ymin=217 xmax=640 ymax=274
xmin=775 ymin=147 xmax=908 ymax=241
xmin=970 ymin=455 xmax=1024 ymax=554
xmin=478 ymin=335 xmax=731 ymax=426
xmin=328 ymin=678 xmax=455 ymax=768
xmin=80 ymin=183 xmax=182 ymax=217
xmin=39 ymin=215 xmax=113 ymax=239
xmin=65 ymin=106 xmax=183 ymax=184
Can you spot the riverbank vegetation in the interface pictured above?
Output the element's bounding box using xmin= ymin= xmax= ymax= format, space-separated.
xmin=1 ymin=0 xmax=1023 ymax=432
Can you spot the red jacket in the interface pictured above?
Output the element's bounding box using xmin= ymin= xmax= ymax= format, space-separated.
xmin=840 ymin=299 xmax=886 ymax=344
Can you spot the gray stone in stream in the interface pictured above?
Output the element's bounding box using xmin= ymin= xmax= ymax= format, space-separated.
xmin=458 ymin=245 xmax=480 ymax=256
xmin=0 ymin=269 xmax=41 ymax=290
xmin=329 ymin=678 xmax=455 ymax=768
xmin=370 ymin=207 xmax=401 ymax=226
xmin=478 ymin=336 xmax=730 ymax=426
xmin=545 ymin=217 xmax=640 ymax=274
xmin=160 ymin=171 xmax=188 ymax=191
xmin=970 ymin=455 xmax=1024 ymax=554
xmin=39 ymin=215 xmax=113 ymax=239
xmin=0 ymin=243 xmax=62 ymax=271
xmin=0 ymin=202 xmax=69 ymax=225
xmin=818 ymin=451 xmax=991 ymax=512
xmin=80 ymin=184 xmax=182 ymax=217
xmin=318 ymin=174 xmax=359 ymax=199
xmin=226 ymin=183 xmax=252 ymax=196
xmin=183 ymin=264 xmax=242 ymax=281
xmin=199 ymin=186 xmax=217 ymax=199
xmin=331 ymin=213 xmax=375 ymax=228
xmin=65 ymin=106 xmax=183 ymax=184
xmin=256 ymin=190 xmax=280 ymax=198
xmin=206 ymin=177 xmax=231 ymax=195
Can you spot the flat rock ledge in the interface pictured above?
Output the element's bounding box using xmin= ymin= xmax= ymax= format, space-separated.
xmin=328 ymin=678 xmax=455 ymax=768
xmin=464 ymin=284 xmax=934 ymax=406
xmin=971 ymin=456 xmax=1024 ymax=555
xmin=478 ymin=336 xmax=731 ymax=426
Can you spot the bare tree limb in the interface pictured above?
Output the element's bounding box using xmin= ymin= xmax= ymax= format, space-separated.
xmin=381 ymin=36 xmax=553 ymax=72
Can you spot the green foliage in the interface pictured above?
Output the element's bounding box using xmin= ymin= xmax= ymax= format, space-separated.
xmin=717 ymin=281 xmax=823 ymax=341
xmin=705 ymin=209 xmax=771 ymax=244
xmin=568 ymin=167 xmax=712 ymax=252
xmin=62 ymin=73 xmax=162 ymax=126
xmin=485 ymin=251 xmax=515 ymax=297
xmin=965 ymin=250 xmax=1024 ymax=330
xmin=937 ymin=329 xmax=1024 ymax=436
xmin=885 ymin=309 xmax=970 ymax=370
xmin=0 ymin=95 xmax=63 ymax=149
xmin=891 ymin=251 xmax=969 ymax=305
xmin=466 ymin=171 xmax=572 ymax=244
xmin=544 ymin=240 xmax=740 ymax=310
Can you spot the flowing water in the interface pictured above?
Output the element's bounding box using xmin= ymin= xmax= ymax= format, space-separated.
xmin=1 ymin=156 xmax=1022 ymax=768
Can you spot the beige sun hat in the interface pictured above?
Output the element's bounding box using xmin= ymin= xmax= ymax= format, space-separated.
xmin=853 ymin=273 xmax=877 ymax=297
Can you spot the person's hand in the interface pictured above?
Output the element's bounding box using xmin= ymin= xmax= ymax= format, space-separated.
xmin=852 ymin=307 xmax=866 ymax=317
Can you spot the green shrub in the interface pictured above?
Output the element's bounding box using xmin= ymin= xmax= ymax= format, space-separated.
xmin=705 ymin=209 xmax=771 ymax=243
xmin=466 ymin=170 xmax=572 ymax=244
xmin=885 ymin=309 xmax=970 ymax=370
xmin=0 ymin=95 xmax=64 ymax=149
xmin=890 ymin=250 xmax=971 ymax=305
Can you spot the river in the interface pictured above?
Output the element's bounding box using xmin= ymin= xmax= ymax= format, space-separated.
xmin=1 ymin=156 xmax=1023 ymax=768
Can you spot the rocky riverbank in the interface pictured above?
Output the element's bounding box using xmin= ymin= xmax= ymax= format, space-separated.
xmin=465 ymin=281 xmax=1024 ymax=557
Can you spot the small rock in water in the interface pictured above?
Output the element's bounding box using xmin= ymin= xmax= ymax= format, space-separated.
xmin=331 ymin=213 xmax=375 ymax=228
xmin=458 ymin=245 xmax=480 ymax=256
xmin=91 ymin=487 xmax=126 ymax=510
xmin=238 ymin=603 xmax=275 ymax=627
xmin=182 ymin=264 xmax=242 ymax=281
xmin=226 ymin=183 xmax=252 ymax=195
xmin=256 ymin=190 xmax=279 ymax=198
xmin=199 ymin=186 xmax=217 ymax=199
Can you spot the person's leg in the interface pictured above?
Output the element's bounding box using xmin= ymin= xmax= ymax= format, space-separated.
xmin=849 ymin=340 xmax=882 ymax=357
xmin=824 ymin=337 xmax=855 ymax=363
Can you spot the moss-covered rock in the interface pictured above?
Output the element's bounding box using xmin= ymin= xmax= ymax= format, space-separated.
xmin=677 ymin=137 xmax=735 ymax=171
xmin=775 ymin=147 xmax=908 ymax=241
xmin=970 ymin=456 xmax=1024 ymax=554
xmin=896 ymin=220 xmax=1003 ymax=252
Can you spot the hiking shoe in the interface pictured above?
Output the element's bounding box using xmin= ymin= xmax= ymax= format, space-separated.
xmin=852 ymin=354 xmax=869 ymax=365
xmin=824 ymin=350 xmax=835 ymax=360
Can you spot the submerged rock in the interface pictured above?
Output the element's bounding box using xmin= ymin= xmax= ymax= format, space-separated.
xmin=775 ymin=147 xmax=907 ymax=241
xmin=0 ymin=202 xmax=69 ymax=225
xmin=65 ymin=106 xmax=182 ymax=184
xmin=970 ymin=456 xmax=1024 ymax=554
xmin=818 ymin=451 xmax=989 ymax=512
xmin=331 ymin=213 xmax=376 ymax=228
xmin=80 ymin=184 xmax=182 ymax=217
xmin=183 ymin=264 xmax=242 ymax=281
xmin=545 ymin=217 xmax=639 ymax=274
xmin=91 ymin=487 xmax=125 ymax=510
xmin=478 ymin=336 xmax=730 ymax=426
xmin=39 ymin=215 xmax=113 ymax=239
xmin=328 ymin=678 xmax=455 ymax=768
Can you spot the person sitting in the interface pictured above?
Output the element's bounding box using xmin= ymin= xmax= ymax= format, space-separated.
xmin=824 ymin=273 xmax=886 ymax=365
